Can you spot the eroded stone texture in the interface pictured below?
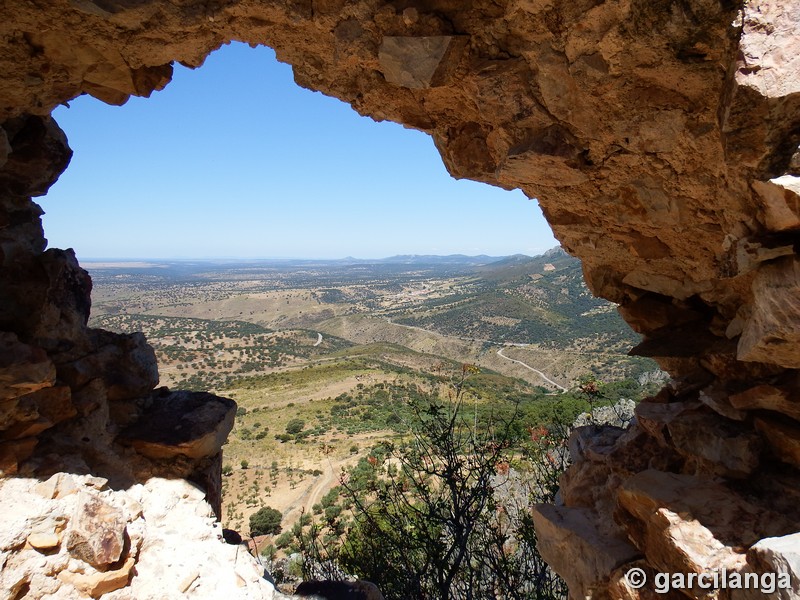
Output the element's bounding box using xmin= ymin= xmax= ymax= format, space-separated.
xmin=738 ymin=257 xmax=800 ymax=368
xmin=65 ymin=491 xmax=127 ymax=568
xmin=378 ymin=35 xmax=467 ymax=89
xmin=532 ymin=503 xmax=640 ymax=599
xmin=666 ymin=412 xmax=763 ymax=478
xmin=752 ymin=175 xmax=800 ymax=232
xmin=1 ymin=0 xmax=800 ymax=599
xmin=118 ymin=389 xmax=236 ymax=461
xmin=618 ymin=470 xmax=794 ymax=570
xmin=742 ymin=533 xmax=800 ymax=600
xmin=0 ymin=475 xmax=283 ymax=600
xmin=730 ymin=384 xmax=800 ymax=422
xmin=0 ymin=332 xmax=56 ymax=400
xmin=755 ymin=416 xmax=800 ymax=470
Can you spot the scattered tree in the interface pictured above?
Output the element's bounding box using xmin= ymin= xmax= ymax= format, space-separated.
xmin=249 ymin=506 xmax=283 ymax=537
xmin=286 ymin=418 xmax=305 ymax=435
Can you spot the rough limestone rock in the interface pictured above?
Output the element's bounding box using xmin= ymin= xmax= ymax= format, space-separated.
xmin=378 ymin=36 xmax=466 ymax=89
xmin=666 ymin=411 xmax=763 ymax=478
xmin=0 ymin=437 xmax=38 ymax=476
xmin=0 ymin=475 xmax=284 ymax=600
xmin=65 ymin=491 xmax=127 ymax=568
xmin=118 ymin=389 xmax=236 ymax=460
xmin=57 ymin=556 xmax=137 ymax=598
xmin=0 ymin=332 xmax=55 ymax=400
xmin=127 ymin=478 xmax=282 ymax=599
xmin=0 ymin=385 xmax=76 ymax=442
xmin=532 ymin=503 xmax=640 ymax=600
xmin=730 ymin=384 xmax=800 ymax=422
xmin=752 ymin=175 xmax=800 ymax=232
xmin=738 ymin=257 xmax=800 ymax=368
xmin=58 ymin=329 xmax=159 ymax=402
xmin=634 ymin=400 xmax=703 ymax=445
xmin=1 ymin=0 xmax=800 ymax=598
xmin=742 ymin=533 xmax=800 ymax=600
xmin=617 ymin=470 xmax=795 ymax=575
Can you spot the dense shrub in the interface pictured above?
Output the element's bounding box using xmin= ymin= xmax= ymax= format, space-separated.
xmin=286 ymin=418 xmax=305 ymax=435
xmin=249 ymin=506 xmax=283 ymax=537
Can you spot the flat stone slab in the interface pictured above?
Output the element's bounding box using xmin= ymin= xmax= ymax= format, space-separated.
xmin=118 ymin=389 xmax=235 ymax=460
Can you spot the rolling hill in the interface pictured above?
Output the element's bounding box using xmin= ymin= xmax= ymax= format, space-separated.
xmin=393 ymin=247 xmax=640 ymax=350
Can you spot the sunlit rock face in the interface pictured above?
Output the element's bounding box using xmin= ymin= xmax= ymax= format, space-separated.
xmin=1 ymin=0 xmax=800 ymax=598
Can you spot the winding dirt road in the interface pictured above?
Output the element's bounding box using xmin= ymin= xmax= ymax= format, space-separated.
xmin=385 ymin=317 xmax=566 ymax=391
xmin=495 ymin=347 xmax=567 ymax=391
xmin=281 ymin=458 xmax=342 ymax=525
xmin=303 ymin=462 xmax=335 ymax=514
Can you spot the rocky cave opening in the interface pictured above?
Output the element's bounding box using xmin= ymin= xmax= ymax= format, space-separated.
xmin=2 ymin=0 xmax=800 ymax=599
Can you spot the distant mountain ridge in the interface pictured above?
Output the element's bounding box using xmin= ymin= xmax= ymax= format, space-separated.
xmin=353 ymin=254 xmax=502 ymax=265
xmin=394 ymin=246 xmax=640 ymax=349
xmin=83 ymin=251 xmax=563 ymax=280
xmin=305 ymin=250 xmax=567 ymax=266
xmin=84 ymin=251 xmax=554 ymax=268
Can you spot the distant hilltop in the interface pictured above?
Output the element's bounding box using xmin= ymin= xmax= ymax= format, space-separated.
xmin=345 ymin=247 xmax=567 ymax=265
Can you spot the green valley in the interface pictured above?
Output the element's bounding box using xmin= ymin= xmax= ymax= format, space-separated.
xmin=85 ymin=250 xmax=661 ymax=542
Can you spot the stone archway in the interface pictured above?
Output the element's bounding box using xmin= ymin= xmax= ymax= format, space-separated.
xmin=1 ymin=1 xmax=799 ymax=598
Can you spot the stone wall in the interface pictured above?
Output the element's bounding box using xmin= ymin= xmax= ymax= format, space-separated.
xmin=1 ymin=0 xmax=799 ymax=598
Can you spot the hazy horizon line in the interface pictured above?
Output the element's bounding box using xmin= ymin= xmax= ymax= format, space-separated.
xmin=79 ymin=250 xmax=558 ymax=263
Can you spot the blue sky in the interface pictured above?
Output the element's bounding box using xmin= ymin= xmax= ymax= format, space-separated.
xmin=41 ymin=43 xmax=557 ymax=260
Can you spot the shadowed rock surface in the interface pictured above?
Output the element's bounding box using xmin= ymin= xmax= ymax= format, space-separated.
xmin=295 ymin=580 xmax=385 ymax=599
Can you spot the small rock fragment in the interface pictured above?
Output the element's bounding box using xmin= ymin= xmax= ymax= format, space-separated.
xmin=65 ymin=491 xmax=127 ymax=568
xmin=402 ymin=7 xmax=418 ymax=26
xmin=57 ymin=556 xmax=135 ymax=598
xmin=27 ymin=532 xmax=59 ymax=551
